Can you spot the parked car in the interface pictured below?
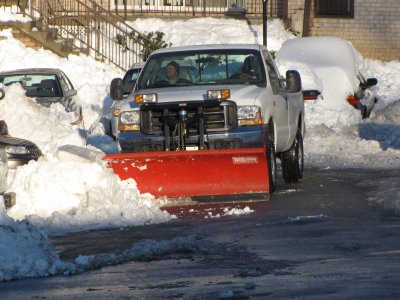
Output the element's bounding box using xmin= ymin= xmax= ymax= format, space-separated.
xmin=0 ymin=119 xmax=43 ymax=169
xmin=110 ymin=62 xmax=145 ymax=138
xmin=276 ymin=37 xmax=378 ymax=119
xmin=0 ymin=143 xmax=15 ymax=209
xmin=0 ymin=68 xmax=82 ymax=124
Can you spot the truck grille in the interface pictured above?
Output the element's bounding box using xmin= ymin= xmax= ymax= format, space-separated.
xmin=140 ymin=101 xmax=237 ymax=135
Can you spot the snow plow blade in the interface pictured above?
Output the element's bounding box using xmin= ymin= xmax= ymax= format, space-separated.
xmin=105 ymin=148 xmax=270 ymax=199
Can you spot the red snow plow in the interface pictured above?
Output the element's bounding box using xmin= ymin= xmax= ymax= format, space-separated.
xmin=104 ymin=148 xmax=270 ymax=201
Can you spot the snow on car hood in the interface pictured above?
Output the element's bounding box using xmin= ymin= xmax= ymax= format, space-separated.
xmin=276 ymin=36 xmax=361 ymax=93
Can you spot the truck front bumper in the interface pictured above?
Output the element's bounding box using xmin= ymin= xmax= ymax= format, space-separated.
xmin=117 ymin=125 xmax=267 ymax=153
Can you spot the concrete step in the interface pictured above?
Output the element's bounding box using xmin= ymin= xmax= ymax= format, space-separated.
xmin=0 ymin=21 xmax=79 ymax=58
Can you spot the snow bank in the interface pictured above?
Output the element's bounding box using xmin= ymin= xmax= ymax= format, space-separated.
xmin=0 ymin=203 xmax=71 ymax=281
xmin=363 ymin=59 xmax=400 ymax=109
xmin=128 ymin=17 xmax=294 ymax=52
xmin=0 ymin=84 xmax=85 ymax=154
xmin=7 ymin=146 xmax=171 ymax=233
xmin=0 ymin=7 xmax=31 ymax=22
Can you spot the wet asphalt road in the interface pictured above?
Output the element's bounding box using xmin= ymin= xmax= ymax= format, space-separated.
xmin=1 ymin=168 xmax=400 ymax=299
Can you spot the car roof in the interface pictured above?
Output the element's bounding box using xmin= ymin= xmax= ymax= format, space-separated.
xmin=151 ymin=44 xmax=264 ymax=55
xmin=0 ymin=68 xmax=64 ymax=76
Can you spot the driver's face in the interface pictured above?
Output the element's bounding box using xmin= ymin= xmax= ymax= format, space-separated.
xmin=166 ymin=65 xmax=179 ymax=80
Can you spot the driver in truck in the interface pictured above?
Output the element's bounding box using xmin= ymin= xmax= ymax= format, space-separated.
xmin=166 ymin=61 xmax=181 ymax=84
xmin=165 ymin=61 xmax=191 ymax=85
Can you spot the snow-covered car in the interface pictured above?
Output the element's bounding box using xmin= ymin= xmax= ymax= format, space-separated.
xmin=0 ymin=120 xmax=43 ymax=169
xmin=0 ymin=68 xmax=82 ymax=124
xmin=110 ymin=62 xmax=145 ymax=138
xmin=276 ymin=37 xmax=378 ymax=118
xmin=110 ymin=44 xmax=305 ymax=188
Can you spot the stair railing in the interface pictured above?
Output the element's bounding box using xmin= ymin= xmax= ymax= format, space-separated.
xmin=25 ymin=0 xmax=160 ymax=71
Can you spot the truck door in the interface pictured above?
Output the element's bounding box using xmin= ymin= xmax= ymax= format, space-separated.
xmin=263 ymin=51 xmax=290 ymax=151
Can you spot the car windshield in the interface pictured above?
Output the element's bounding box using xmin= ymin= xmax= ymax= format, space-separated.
xmin=0 ymin=74 xmax=62 ymax=97
xmin=137 ymin=49 xmax=266 ymax=89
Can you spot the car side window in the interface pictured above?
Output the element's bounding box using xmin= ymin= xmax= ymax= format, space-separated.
xmin=60 ymin=72 xmax=74 ymax=90
xmin=263 ymin=51 xmax=283 ymax=95
xmin=58 ymin=75 xmax=69 ymax=94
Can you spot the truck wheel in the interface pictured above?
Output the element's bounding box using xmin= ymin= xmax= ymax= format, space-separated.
xmin=266 ymin=132 xmax=277 ymax=193
xmin=281 ymin=129 xmax=303 ymax=183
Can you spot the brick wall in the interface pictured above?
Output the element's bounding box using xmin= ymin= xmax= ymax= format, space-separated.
xmin=287 ymin=0 xmax=400 ymax=61
xmin=286 ymin=0 xmax=305 ymax=35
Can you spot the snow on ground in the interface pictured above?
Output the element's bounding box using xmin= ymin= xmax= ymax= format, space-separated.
xmin=0 ymin=6 xmax=31 ymax=22
xmin=128 ymin=17 xmax=293 ymax=52
xmin=0 ymin=15 xmax=399 ymax=281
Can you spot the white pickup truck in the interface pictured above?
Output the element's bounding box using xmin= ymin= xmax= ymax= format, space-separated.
xmin=110 ymin=44 xmax=305 ymax=192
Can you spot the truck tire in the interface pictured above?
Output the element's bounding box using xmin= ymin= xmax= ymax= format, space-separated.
xmin=266 ymin=131 xmax=277 ymax=193
xmin=281 ymin=129 xmax=303 ymax=183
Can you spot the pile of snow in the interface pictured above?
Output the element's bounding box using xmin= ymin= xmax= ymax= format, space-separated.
xmin=7 ymin=146 xmax=171 ymax=234
xmin=363 ymin=59 xmax=400 ymax=109
xmin=0 ymin=84 xmax=85 ymax=154
xmin=0 ymin=7 xmax=31 ymax=22
xmin=128 ymin=17 xmax=294 ymax=52
xmin=0 ymin=203 xmax=70 ymax=281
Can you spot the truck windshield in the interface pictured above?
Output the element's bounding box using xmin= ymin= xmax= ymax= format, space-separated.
xmin=137 ymin=50 xmax=266 ymax=89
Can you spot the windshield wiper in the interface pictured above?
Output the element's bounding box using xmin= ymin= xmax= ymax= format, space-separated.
xmin=145 ymin=83 xmax=173 ymax=88
xmin=145 ymin=82 xmax=193 ymax=89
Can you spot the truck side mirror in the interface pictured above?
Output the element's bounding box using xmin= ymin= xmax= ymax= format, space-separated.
xmin=110 ymin=78 xmax=125 ymax=101
xmin=286 ymin=70 xmax=302 ymax=93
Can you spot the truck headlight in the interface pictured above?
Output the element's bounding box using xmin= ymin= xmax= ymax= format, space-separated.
xmin=237 ymin=106 xmax=263 ymax=126
xmin=135 ymin=93 xmax=157 ymax=103
xmin=6 ymin=145 xmax=29 ymax=155
xmin=118 ymin=110 xmax=140 ymax=131
xmin=207 ymin=89 xmax=230 ymax=100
